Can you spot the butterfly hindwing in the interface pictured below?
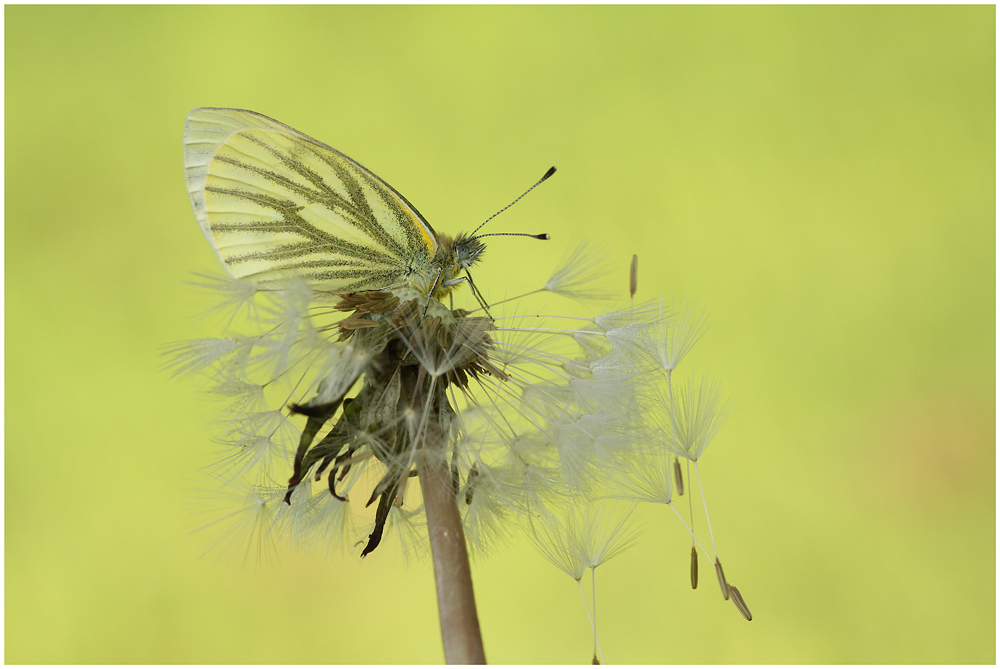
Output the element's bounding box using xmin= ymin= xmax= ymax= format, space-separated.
xmin=184 ymin=107 xmax=438 ymax=292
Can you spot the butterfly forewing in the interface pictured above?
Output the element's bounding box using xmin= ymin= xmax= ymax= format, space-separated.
xmin=184 ymin=107 xmax=438 ymax=292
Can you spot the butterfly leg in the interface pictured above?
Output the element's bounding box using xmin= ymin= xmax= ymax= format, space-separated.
xmin=443 ymin=272 xmax=493 ymax=319
xmin=423 ymin=267 xmax=444 ymax=317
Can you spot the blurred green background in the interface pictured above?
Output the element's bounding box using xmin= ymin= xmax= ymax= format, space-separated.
xmin=6 ymin=5 xmax=994 ymax=664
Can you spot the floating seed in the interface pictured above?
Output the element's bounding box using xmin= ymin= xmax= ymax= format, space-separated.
xmin=715 ymin=559 xmax=729 ymax=600
xmin=690 ymin=546 xmax=698 ymax=589
xmin=673 ymin=458 xmax=684 ymax=496
xmin=592 ymin=653 xmax=601 ymax=665
xmin=728 ymin=583 xmax=752 ymax=621
xmin=629 ymin=254 xmax=639 ymax=298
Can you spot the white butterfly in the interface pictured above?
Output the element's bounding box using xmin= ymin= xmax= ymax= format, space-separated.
xmin=183 ymin=108 xmax=550 ymax=306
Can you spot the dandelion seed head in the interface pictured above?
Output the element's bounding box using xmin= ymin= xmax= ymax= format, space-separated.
xmin=531 ymin=499 xmax=639 ymax=580
xmin=572 ymin=500 xmax=641 ymax=569
xmin=669 ymin=378 xmax=733 ymax=461
xmin=187 ymin=273 xmax=264 ymax=327
xmin=192 ymin=479 xmax=287 ymax=567
xmin=163 ymin=336 xmax=255 ymax=381
xmin=645 ymin=299 xmax=708 ymax=373
xmin=543 ymin=243 xmax=617 ymax=301
xmin=178 ymin=248 xmax=738 ymax=575
xmin=614 ymin=445 xmax=674 ymax=505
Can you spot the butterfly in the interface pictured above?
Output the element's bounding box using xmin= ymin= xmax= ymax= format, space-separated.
xmin=183 ymin=108 xmax=551 ymax=312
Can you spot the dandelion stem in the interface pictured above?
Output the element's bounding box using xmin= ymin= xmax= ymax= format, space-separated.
xmin=665 ymin=370 xmax=684 ymax=504
xmin=408 ymin=368 xmax=486 ymax=664
xmin=494 ymin=314 xmax=597 ymax=323
xmin=592 ymin=567 xmax=606 ymax=664
xmin=422 ymin=457 xmax=485 ymax=663
xmin=496 ymin=326 xmax=603 ymax=336
xmin=687 ymin=458 xmax=695 ymax=547
xmin=694 ymin=461 xmax=718 ymax=557
xmin=667 ymin=502 xmax=713 ymax=562
xmin=468 ymin=288 xmax=543 ymax=313
xmin=576 ymin=577 xmax=606 ymax=664
xmin=592 ymin=568 xmax=597 ymax=660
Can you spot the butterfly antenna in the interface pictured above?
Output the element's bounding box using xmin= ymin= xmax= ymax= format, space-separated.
xmin=470 ymin=166 xmax=557 ymax=239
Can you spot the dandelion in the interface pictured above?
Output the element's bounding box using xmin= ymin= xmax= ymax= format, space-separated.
xmin=173 ymin=243 xmax=752 ymax=662
xmin=177 ymin=107 xmax=751 ymax=661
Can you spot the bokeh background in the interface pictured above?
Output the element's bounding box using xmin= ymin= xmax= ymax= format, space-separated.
xmin=6 ymin=6 xmax=994 ymax=664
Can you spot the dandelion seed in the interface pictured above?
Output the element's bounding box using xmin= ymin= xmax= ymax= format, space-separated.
xmin=611 ymin=363 xmax=744 ymax=615
xmin=255 ymin=279 xmax=315 ymax=376
xmin=691 ymin=546 xmax=699 ymax=589
xmin=629 ymin=254 xmax=638 ymax=301
xmin=715 ymin=558 xmax=730 ymax=601
xmin=309 ymin=341 xmax=373 ymax=405
xmin=574 ymin=501 xmax=641 ymax=569
xmin=728 ymin=583 xmax=752 ymax=621
xmin=529 ymin=513 xmax=585 ymax=582
xmin=530 ymin=500 xmax=639 ymax=664
xmin=385 ymin=505 xmax=429 ymax=563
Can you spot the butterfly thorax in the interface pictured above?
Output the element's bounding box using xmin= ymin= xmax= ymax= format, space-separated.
xmin=425 ymin=232 xmax=486 ymax=299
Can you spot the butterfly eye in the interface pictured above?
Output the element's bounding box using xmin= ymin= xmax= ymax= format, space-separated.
xmin=454 ymin=238 xmax=486 ymax=269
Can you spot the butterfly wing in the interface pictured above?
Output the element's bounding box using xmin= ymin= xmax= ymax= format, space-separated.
xmin=184 ymin=107 xmax=438 ymax=292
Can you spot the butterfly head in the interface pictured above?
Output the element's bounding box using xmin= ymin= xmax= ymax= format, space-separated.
xmin=423 ymin=166 xmax=557 ymax=308
xmin=453 ymin=233 xmax=487 ymax=270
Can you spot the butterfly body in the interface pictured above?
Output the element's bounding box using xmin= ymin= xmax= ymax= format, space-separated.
xmin=183 ymin=107 xmax=486 ymax=301
xmin=430 ymin=232 xmax=487 ymax=296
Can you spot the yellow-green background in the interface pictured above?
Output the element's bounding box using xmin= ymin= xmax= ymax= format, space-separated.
xmin=6 ymin=6 xmax=994 ymax=664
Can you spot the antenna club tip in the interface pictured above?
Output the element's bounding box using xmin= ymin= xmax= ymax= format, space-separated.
xmin=542 ymin=166 xmax=557 ymax=180
xmin=539 ymin=233 xmax=551 ymax=240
